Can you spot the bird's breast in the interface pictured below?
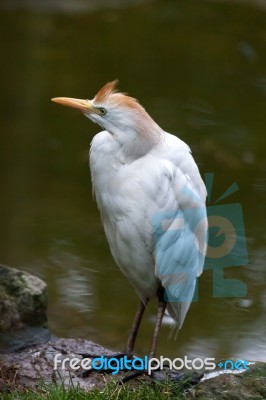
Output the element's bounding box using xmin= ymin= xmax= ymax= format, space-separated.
xmin=89 ymin=130 xmax=207 ymax=302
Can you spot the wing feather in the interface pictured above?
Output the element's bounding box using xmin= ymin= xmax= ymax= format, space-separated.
xmin=151 ymin=133 xmax=207 ymax=327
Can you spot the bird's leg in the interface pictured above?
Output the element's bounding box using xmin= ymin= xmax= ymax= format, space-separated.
xmin=119 ymin=290 xmax=202 ymax=386
xmin=149 ymin=289 xmax=166 ymax=359
xmin=79 ymin=352 xmax=128 ymax=378
xmin=81 ymin=300 xmax=147 ymax=378
xmin=124 ymin=299 xmax=148 ymax=357
xmin=119 ymin=291 xmax=166 ymax=384
xmin=83 ymin=299 xmax=147 ymax=360
xmin=146 ymin=290 xmax=202 ymax=385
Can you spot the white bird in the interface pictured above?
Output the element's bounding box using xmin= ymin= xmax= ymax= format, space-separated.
xmin=52 ymin=80 xmax=207 ymax=358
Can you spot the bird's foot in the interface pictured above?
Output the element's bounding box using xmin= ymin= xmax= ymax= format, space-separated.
xmin=79 ymin=352 xmax=202 ymax=389
xmin=119 ymin=366 xmax=202 ymax=387
xmin=151 ymin=368 xmax=203 ymax=387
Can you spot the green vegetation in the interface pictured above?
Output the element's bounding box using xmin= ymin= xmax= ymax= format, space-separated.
xmin=0 ymin=380 xmax=186 ymax=400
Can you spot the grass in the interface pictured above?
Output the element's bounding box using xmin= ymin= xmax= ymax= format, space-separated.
xmin=0 ymin=379 xmax=187 ymax=400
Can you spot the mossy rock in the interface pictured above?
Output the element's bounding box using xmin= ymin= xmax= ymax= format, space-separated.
xmin=186 ymin=362 xmax=266 ymax=400
xmin=0 ymin=265 xmax=47 ymax=332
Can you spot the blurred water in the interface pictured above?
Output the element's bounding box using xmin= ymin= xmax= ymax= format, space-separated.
xmin=0 ymin=0 xmax=265 ymax=361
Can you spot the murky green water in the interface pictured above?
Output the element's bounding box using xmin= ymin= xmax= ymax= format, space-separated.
xmin=0 ymin=0 xmax=265 ymax=361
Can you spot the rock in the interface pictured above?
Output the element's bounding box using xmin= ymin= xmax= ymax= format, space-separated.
xmin=0 ymin=265 xmax=47 ymax=331
xmin=0 ymin=338 xmax=119 ymax=392
xmin=1 ymin=337 xmax=265 ymax=397
xmin=186 ymin=362 xmax=266 ymax=400
xmin=1 ymin=335 xmax=265 ymax=396
xmin=0 ymin=265 xmax=50 ymax=353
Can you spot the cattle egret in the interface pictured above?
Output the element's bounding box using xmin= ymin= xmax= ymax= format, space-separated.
xmin=52 ymin=81 xmax=207 ymax=359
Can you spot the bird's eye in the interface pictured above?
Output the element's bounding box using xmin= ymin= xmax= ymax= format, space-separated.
xmin=99 ymin=107 xmax=106 ymax=116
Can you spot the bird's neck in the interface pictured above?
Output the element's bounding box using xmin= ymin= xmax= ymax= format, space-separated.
xmin=113 ymin=115 xmax=164 ymax=162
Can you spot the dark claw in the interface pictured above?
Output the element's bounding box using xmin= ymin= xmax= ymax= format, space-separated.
xmin=119 ymin=368 xmax=203 ymax=386
xmin=151 ymin=369 xmax=185 ymax=383
xmin=119 ymin=370 xmax=147 ymax=384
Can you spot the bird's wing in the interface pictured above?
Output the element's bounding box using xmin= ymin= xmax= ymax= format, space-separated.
xmin=152 ymin=133 xmax=207 ymax=327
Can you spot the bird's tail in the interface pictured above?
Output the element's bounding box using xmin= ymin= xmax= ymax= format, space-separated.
xmin=164 ymin=274 xmax=196 ymax=329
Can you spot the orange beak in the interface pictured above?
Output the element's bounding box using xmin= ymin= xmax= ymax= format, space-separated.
xmin=51 ymin=97 xmax=95 ymax=113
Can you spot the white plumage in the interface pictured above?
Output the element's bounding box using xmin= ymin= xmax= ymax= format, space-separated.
xmin=52 ymin=80 xmax=207 ymax=356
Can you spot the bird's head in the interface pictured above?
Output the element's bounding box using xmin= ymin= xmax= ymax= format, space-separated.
xmin=52 ymin=80 xmax=162 ymax=158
